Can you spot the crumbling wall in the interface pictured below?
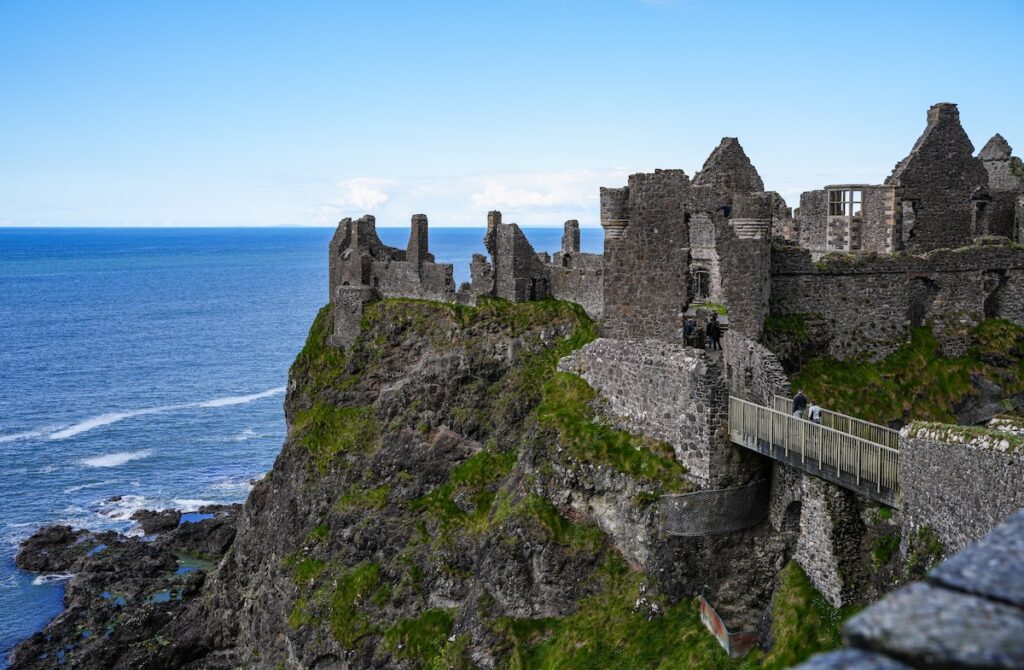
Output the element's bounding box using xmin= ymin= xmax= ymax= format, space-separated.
xmin=900 ymin=426 xmax=1024 ymax=553
xmin=688 ymin=213 xmax=722 ymax=302
xmin=797 ymin=510 xmax=1024 ymax=670
xmin=770 ymin=243 xmax=1024 ymax=361
xmin=721 ymin=331 xmax=790 ymax=406
xmin=468 ymin=216 xmax=604 ymax=319
xmin=327 ymin=214 xmax=456 ymax=347
xmin=886 ymin=103 xmax=989 ymax=252
xmin=602 ymin=170 xmax=692 ymax=339
xmin=550 ymin=220 xmax=604 ymax=319
xmin=557 ymin=338 xmax=758 ymax=487
xmin=797 ymin=190 xmax=828 ymax=254
xmin=484 ymin=211 xmax=551 ymax=302
xmin=794 ymin=475 xmax=868 ymax=607
xmin=691 ymin=137 xmax=765 ymax=194
xmin=979 ymin=134 xmax=1024 ymax=239
xmin=717 ymin=218 xmax=771 ymax=338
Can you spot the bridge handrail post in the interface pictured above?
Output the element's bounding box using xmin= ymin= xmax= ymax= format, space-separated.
xmin=801 ymin=421 xmax=806 ymax=463
xmin=877 ymin=447 xmax=882 ymax=494
xmin=856 ymin=440 xmax=862 ymax=485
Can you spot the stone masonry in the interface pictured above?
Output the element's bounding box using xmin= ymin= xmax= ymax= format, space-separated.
xmin=899 ymin=424 xmax=1024 ymax=554
xmin=886 ymin=103 xmax=990 ymax=253
xmin=327 ymin=214 xmax=455 ymax=347
xmin=794 ymin=476 xmax=868 ymax=608
xmin=557 ymin=338 xmax=760 ymax=487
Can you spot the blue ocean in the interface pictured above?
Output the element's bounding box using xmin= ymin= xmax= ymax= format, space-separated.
xmin=0 ymin=226 xmax=603 ymax=664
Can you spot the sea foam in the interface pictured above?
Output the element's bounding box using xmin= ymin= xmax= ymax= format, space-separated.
xmin=28 ymin=386 xmax=287 ymax=442
xmin=197 ymin=386 xmax=285 ymax=408
xmin=80 ymin=450 xmax=154 ymax=468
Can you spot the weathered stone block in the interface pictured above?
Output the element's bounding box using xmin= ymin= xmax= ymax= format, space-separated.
xmin=843 ymin=581 xmax=1024 ymax=669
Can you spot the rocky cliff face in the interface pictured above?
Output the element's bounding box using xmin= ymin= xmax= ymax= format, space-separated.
xmin=14 ymin=298 xmax=860 ymax=669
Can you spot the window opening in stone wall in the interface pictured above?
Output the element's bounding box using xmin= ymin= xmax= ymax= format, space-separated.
xmin=690 ymin=269 xmax=711 ymax=300
xmin=828 ymin=189 xmax=863 ymax=217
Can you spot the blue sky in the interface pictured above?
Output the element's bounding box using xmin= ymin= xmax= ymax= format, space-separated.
xmin=1 ymin=0 xmax=1021 ymax=227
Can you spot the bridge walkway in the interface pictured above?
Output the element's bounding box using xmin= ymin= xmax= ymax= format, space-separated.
xmin=728 ymin=396 xmax=900 ymax=507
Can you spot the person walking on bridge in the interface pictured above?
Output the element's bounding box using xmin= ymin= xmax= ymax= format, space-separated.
xmin=792 ymin=389 xmax=807 ymax=419
xmin=808 ymin=400 xmax=821 ymax=425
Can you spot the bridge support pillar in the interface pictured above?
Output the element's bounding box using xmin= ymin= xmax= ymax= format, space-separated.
xmin=794 ymin=475 xmax=868 ymax=607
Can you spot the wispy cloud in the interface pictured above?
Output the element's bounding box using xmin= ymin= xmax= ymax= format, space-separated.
xmin=311 ymin=169 xmax=631 ymax=227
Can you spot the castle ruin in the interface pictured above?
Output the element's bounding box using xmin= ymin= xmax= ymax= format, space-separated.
xmin=325 ymin=102 xmax=1024 ymax=615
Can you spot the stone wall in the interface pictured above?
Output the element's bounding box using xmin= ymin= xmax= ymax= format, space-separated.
xmin=770 ymin=242 xmax=1024 ymax=361
xmin=717 ymin=219 xmax=771 ymax=338
xmin=691 ymin=137 xmax=765 ymax=193
xmin=327 ymin=214 xmax=455 ymax=346
xmin=466 ymin=216 xmax=604 ymax=319
xmin=794 ymin=476 xmax=868 ymax=607
xmin=797 ymin=190 xmax=828 ymax=253
xmin=980 ymin=134 xmax=1024 ymax=240
xmin=688 ymin=213 xmax=722 ymax=302
xmin=798 ymin=186 xmax=900 ymax=256
xmin=886 ymin=103 xmax=989 ymax=253
xmin=899 ymin=424 xmax=1024 ymax=554
xmin=721 ymin=331 xmax=790 ymax=406
xmin=602 ymin=170 xmax=692 ymax=340
xmin=557 ymin=338 xmax=758 ymax=486
xmin=484 ymin=212 xmax=551 ymax=303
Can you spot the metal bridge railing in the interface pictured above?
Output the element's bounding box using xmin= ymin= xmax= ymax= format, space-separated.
xmin=772 ymin=394 xmax=900 ymax=451
xmin=731 ymin=396 xmax=899 ymax=496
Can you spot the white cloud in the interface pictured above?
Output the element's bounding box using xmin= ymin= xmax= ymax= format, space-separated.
xmin=311 ymin=169 xmax=630 ymax=228
xmin=335 ymin=178 xmax=391 ymax=209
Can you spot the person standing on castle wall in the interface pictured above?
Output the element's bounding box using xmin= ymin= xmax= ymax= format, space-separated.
xmin=808 ymin=400 xmax=821 ymax=425
xmin=684 ymin=318 xmax=696 ymax=346
xmin=706 ymin=315 xmax=722 ymax=350
xmin=793 ymin=390 xmax=808 ymax=419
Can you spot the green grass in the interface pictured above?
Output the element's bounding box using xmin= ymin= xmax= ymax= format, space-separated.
xmin=328 ymin=562 xmax=383 ymax=647
xmin=520 ymin=495 xmax=606 ymax=555
xmin=872 ymin=535 xmax=900 ymax=569
xmin=410 ymin=449 xmax=516 ymax=531
xmin=791 ymin=322 xmax=1024 ymax=425
xmin=905 ymin=527 xmax=945 ymax=579
xmin=284 ymin=555 xmax=327 ymax=584
xmin=306 ymin=524 xmax=330 ymax=543
xmin=758 ymin=562 xmax=859 ymax=669
xmin=292 ymin=404 xmax=379 ymax=472
xmin=538 ymin=372 xmax=692 ymax=492
xmin=495 ymin=556 xmax=744 ymax=670
xmin=763 ymin=313 xmax=816 ymax=344
xmin=383 ymin=608 xmax=456 ymax=663
xmin=336 ymin=483 xmax=391 ymax=511
xmin=494 ymin=558 xmax=854 ymax=669
xmin=690 ymin=302 xmax=728 ymax=316
xmin=290 ymin=304 xmax=353 ymax=395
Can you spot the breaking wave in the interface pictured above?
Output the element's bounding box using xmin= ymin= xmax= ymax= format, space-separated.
xmin=50 ymin=407 xmax=175 ymax=440
xmin=32 ymin=574 xmax=73 ymax=586
xmin=197 ymin=387 xmax=285 ymax=408
xmin=80 ymin=450 xmax=154 ymax=468
xmin=0 ymin=386 xmax=288 ymax=443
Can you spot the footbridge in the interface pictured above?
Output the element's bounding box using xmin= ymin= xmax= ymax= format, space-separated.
xmin=728 ymin=395 xmax=900 ymax=507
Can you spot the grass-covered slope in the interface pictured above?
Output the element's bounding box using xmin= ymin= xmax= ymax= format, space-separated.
xmin=208 ymin=297 xmax=858 ymax=669
xmin=789 ymin=320 xmax=1024 ymax=425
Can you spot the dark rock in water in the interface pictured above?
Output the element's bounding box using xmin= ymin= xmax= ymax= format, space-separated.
xmin=166 ymin=506 xmax=239 ymax=557
xmin=9 ymin=504 xmax=241 ymax=670
xmin=132 ymin=508 xmax=182 ymax=534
